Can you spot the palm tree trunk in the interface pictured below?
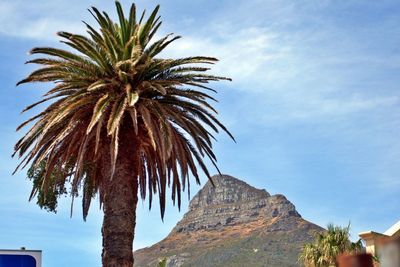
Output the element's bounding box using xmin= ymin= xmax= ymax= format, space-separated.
xmin=101 ymin=136 xmax=138 ymax=267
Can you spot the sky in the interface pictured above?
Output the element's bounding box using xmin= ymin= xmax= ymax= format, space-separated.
xmin=0 ymin=0 xmax=399 ymax=266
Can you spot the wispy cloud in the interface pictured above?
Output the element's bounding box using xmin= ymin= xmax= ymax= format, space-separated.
xmin=164 ymin=27 xmax=290 ymax=86
xmin=2 ymin=0 xmax=396 ymax=124
xmin=0 ymin=0 xmax=399 ymax=143
xmin=162 ymin=1 xmax=399 ymax=123
xmin=165 ymin=31 xmax=399 ymax=125
xmin=0 ymin=1 xmax=87 ymax=40
xmin=259 ymin=94 xmax=399 ymax=124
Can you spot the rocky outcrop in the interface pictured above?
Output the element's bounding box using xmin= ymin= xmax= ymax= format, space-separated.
xmin=173 ymin=175 xmax=300 ymax=234
xmin=134 ymin=174 xmax=323 ymax=267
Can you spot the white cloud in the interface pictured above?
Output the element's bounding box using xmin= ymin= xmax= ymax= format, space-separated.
xmin=0 ymin=1 xmax=87 ymax=40
xmin=163 ymin=25 xmax=399 ymax=124
xmin=261 ymin=94 xmax=399 ymax=124
xmin=2 ymin=0 xmax=398 ymax=124
xmin=164 ymin=27 xmax=292 ymax=86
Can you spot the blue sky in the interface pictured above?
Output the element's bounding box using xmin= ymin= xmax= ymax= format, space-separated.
xmin=0 ymin=0 xmax=399 ymax=266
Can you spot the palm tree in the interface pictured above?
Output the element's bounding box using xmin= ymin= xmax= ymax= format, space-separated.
xmin=13 ymin=2 xmax=234 ymax=266
xmin=299 ymin=224 xmax=364 ymax=267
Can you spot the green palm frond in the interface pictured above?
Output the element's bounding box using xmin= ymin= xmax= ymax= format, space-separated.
xmin=14 ymin=1 xmax=233 ymax=220
xmin=299 ymin=223 xmax=364 ymax=267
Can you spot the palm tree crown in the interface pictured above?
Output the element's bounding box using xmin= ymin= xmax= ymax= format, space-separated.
xmin=299 ymin=224 xmax=363 ymax=267
xmin=14 ymin=2 xmax=234 ymax=220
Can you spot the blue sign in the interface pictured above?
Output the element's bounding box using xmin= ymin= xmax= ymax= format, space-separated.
xmin=0 ymin=254 xmax=36 ymax=267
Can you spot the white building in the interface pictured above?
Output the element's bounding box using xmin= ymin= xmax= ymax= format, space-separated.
xmin=359 ymin=220 xmax=400 ymax=267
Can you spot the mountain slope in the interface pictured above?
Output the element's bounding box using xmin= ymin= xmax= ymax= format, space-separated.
xmin=134 ymin=174 xmax=323 ymax=267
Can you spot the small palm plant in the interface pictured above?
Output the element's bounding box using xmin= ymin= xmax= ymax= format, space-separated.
xmin=158 ymin=258 xmax=167 ymax=267
xmin=299 ymin=224 xmax=364 ymax=267
xmin=14 ymin=2 xmax=233 ymax=266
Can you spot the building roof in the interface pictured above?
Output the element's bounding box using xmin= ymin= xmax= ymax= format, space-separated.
xmin=359 ymin=231 xmax=387 ymax=239
xmin=384 ymin=220 xmax=400 ymax=236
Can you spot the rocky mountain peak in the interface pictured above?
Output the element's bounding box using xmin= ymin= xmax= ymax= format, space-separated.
xmin=134 ymin=174 xmax=323 ymax=267
xmin=188 ymin=174 xmax=270 ymax=210
xmin=172 ymin=174 xmax=300 ymax=234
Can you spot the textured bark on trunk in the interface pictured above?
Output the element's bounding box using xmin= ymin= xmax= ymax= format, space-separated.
xmin=101 ymin=134 xmax=138 ymax=267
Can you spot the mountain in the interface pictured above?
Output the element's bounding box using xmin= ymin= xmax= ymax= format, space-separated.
xmin=133 ymin=174 xmax=323 ymax=267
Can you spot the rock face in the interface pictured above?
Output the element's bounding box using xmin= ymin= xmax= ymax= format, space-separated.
xmin=173 ymin=175 xmax=300 ymax=234
xmin=134 ymin=175 xmax=323 ymax=267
